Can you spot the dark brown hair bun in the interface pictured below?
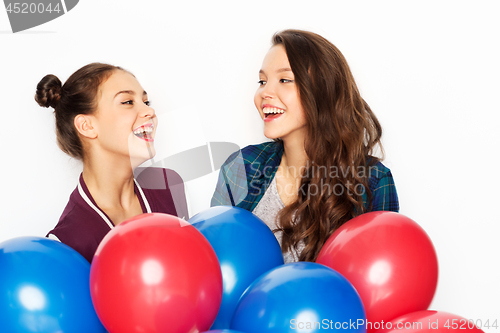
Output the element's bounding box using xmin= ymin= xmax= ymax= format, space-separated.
xmin=35 ymin=74 xmax=62 ymax=109
xmin=36 ymin=63 xmax=125 ymax=160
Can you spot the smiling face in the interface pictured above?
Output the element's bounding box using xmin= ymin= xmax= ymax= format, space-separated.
xmin=254 ymin=45 xmax=307 ymax=142
xmin=91 ymin=70 xmax=157 ymax=167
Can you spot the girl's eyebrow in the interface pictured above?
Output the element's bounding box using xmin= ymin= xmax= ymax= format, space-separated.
xmin=114 ymin=90 xmax=148 ymax=99
xmin=259 ymin=68 xmax=292 ymax=75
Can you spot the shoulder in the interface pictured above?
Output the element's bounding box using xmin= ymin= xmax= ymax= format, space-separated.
xmin=367 ymin=161 xmax=394 ymax=182
xmin=220 ymin=141 xmax=283 ymax=178
xmin=49 ymin=189 xmax=110 ymax=237
xmin=221 ymin=141 xmax=283 ymax=173
xmin=134 ymin=167 xmax=184 ymax=188
xmin=365 ymin=160 xmax=399 ymax=212
xmin=367 ymin=160 xmax=396 ymax=192
xmin=47 ymin=194 xmax=110 ymax=262
xmin=212 ymin=141 xmax=281 ymax=210
xmin=49 ymin=205 xmax=96 ymax=239
xmin=240 ymin=141 xmax=282 ymax=162
xmin=56 ymin=186 xmax=98 ymax=226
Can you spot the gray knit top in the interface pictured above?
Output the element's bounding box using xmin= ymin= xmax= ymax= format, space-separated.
xmin=252 ymin=176 xmax=304 ymax=263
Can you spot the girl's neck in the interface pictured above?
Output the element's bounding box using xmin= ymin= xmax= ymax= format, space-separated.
xmin=82 ymin=153 xmax=137 ymax=211
xmin=281 ymin=137 xmax=308 ymax=179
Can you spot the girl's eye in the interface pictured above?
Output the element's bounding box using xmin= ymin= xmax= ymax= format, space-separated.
xmin=280 ymin=79 xmax=294 ymax=83
xmin=122 ymin=100 xmax=133 ymax=105
xmin=258 ymin=80 xmax=266 ymax=86
xmin=144 ymin=100 xmax=151 ymax=106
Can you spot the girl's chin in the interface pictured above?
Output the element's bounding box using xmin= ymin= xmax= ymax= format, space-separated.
xmin=263 ymin=131 xmax=281 ymax=140
xmin=129 ymin=148 xmax=156 ymax=166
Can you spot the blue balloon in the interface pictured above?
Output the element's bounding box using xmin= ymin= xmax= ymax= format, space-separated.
xmin=190 ymin=206 xmax=284 ymax=329
xmin=230 ymin=262 xmax=366 ymax=333
xmin=0 ymin=236 xmax=106 ymax=333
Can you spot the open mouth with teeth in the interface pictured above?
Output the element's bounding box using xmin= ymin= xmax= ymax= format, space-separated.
xmin=133 ymin=124 xmax=154 ymax=142
xmin=263 ymin=107 xmax=285 ymax=120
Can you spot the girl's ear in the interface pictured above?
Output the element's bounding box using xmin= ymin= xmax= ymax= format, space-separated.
xmin=74 ymin=114 xmax=97 ymax=139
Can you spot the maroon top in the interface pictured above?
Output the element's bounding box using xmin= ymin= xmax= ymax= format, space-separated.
xmin=47 ymin=168 xmax=188 ymax=263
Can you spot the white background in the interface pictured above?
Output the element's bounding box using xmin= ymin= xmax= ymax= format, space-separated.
xmin=1 ymin=0 xmax=498 ymax=324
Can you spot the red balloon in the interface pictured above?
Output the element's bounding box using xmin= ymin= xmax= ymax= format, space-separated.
xmin=90 ymin=213 xmax=223 ymax=333
xmin=376 ymin=310 xmax=485 ymax=332
xmin=316 ymin=211 xmax=438 ymax=332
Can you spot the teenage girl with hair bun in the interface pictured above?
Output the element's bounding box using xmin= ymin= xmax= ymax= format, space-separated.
xmin=36 ymin=63 xmax=188 ymax=262
xmin=212 ymin=29 xmax=399 ymax=263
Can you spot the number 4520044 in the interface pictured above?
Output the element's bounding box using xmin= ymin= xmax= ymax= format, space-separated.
xmin=444 ymin=319 xmax=498 ymax=330
xmin=6 ymin=2 xmax=61 ymax=14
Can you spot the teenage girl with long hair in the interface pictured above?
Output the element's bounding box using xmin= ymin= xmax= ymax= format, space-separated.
xmin=212 ymin=29 xmax=398 ymax=263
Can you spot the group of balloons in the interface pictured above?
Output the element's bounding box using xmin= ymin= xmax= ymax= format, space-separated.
xmin=0 ymin=207 xmax=485 ymax=332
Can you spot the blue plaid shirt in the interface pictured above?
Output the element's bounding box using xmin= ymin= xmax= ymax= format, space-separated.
xmin=211 ymin=141 xmax=399 ymax=213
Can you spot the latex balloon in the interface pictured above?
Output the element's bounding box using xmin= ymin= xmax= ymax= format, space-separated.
xmin=90 ymin=213 xmax=223 ymax=333
xmin=231 ymin=262 xmax=366 ymax=333
xmin=376 ymin=310 xmax=485 ymax=332
xmin=190 ymin=206 xmax=284 ymax=329
xmin=0 ymin=236 xmax=105 ymax=333
xmin=316 ymin=211 xmax=438 ymax=332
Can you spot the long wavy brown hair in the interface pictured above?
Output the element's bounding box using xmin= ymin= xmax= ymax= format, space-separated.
xmin=274 ymin=29 xmax=384 ymax=261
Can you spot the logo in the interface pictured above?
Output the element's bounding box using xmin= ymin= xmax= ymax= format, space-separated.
xmin=3 ymin=0 xmax=78 ymax=33
xmin=134 ymin=141 xmax=248 ymax=212
xmin=141 ymin=141 xmax=242 ymax=184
